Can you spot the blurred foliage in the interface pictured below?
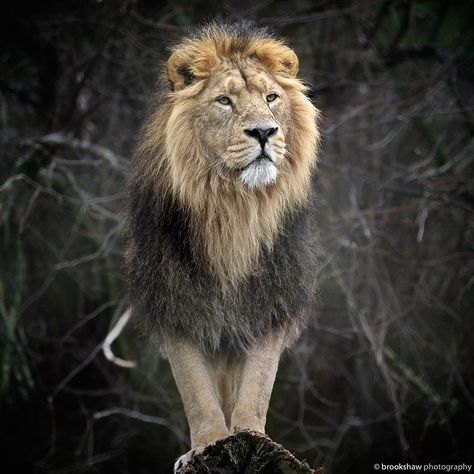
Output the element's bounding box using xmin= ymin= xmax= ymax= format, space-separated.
xmin=0 ymin=0 xmax=473 ymax=473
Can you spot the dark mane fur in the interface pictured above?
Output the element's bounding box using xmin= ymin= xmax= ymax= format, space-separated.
xmin=126 ymin=180 xmax=319 ymax=355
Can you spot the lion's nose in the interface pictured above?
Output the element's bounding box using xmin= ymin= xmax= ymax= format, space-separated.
xmin=244 ymin=127 xmax=278 ymax=148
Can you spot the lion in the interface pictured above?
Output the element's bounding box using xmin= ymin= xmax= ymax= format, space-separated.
xmin=126 ymin=21 xmax=320 ymax=471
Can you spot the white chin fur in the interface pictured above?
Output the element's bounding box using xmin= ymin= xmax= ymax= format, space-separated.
xmin=240 ymin=162 xmax=278 ymax=190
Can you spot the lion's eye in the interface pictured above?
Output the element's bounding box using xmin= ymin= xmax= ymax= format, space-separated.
xmin=266 ymin=93 xmax=278 ymax=103
xmin=217 ymin=96 xmax=232 ymax=106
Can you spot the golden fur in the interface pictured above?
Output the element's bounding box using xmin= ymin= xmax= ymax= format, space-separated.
xmin=133 ymin=24 xmax=320 ymax=287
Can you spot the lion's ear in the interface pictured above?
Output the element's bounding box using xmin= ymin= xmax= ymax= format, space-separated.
xmin=167 ymin=51 xmax=196 ymax=91
xmin=254 ymin=43 xmax=299 ymax=78
xmin=279 ymin=48 xmax=299 ymax=77
xmin=167 ymin=47 xmax=217 ymax=91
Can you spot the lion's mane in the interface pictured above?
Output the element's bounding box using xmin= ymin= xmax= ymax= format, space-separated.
xmin=126 ymin=22 xmax=321 ymax=354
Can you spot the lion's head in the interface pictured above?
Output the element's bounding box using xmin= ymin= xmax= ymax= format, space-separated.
xmin=133 ymin=22 xmax=320 ymax=286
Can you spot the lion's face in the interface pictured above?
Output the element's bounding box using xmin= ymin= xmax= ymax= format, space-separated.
xmin=193 ymin=59 xmax=291 ymax=189
xmin=162 ymin=27 xmax=318 ymax=197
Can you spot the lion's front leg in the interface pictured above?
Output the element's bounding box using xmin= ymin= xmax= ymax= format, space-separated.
xmin=230 ymin=329 xmax=285 ymax=434
xmin=163 ymin=336 xmax=230 ymax=450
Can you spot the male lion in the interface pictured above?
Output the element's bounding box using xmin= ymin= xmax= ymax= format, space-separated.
xmin=126 ymin=21 xmax=320 ymax=471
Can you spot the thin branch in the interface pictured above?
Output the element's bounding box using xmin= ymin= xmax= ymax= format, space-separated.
xmin=30 ymin=132 xmax=128 ymax=171
xmin=102 ymin=308 xmax=137 ymax=369
xmin=93 ymin=407 xmax=186 ymax=442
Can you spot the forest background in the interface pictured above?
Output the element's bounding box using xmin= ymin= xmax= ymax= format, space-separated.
xmin=1 ymin=1 xmax=473 ymax=473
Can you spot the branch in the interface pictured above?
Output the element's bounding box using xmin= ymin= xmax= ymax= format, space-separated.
xmin=30 ymin=132 xmax=128 ymax=171
xmin=177 ymin=429 xmax=322 ymax=474
xmin=102 ymin=308 xmax=137 ymax=369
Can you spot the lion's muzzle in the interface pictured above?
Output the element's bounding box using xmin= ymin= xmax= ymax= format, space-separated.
xmin=239 ymin=157 xmax=278 ymax=189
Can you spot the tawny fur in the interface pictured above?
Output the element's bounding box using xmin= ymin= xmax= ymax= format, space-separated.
xmin=126 ymin=22 xmax=321 ymax=354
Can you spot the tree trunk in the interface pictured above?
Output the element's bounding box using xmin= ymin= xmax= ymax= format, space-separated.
xmin=177 ymin=429 xmax=322 ymax=474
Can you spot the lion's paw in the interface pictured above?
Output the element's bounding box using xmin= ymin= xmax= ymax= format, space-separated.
xmin=173 ymin=447 xmax=204 ymax=473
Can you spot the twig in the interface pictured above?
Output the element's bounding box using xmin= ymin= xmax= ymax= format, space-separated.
xmin=31 ymin=132 xmax=128 ymax=171
xmin=93 ymin=407 xmax=186 ymax=442
xmin=102 ymin=308 xmax=137 ymax=369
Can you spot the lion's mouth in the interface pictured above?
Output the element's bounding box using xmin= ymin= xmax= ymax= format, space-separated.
xmin=238 ymin=154 xmax=278 ymax=189
xmin=236 ymin=153 xmax=274 ymax=172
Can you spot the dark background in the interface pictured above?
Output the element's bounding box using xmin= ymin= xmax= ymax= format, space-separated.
xmin=1 ymin=1 xmax=473 ymax=473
